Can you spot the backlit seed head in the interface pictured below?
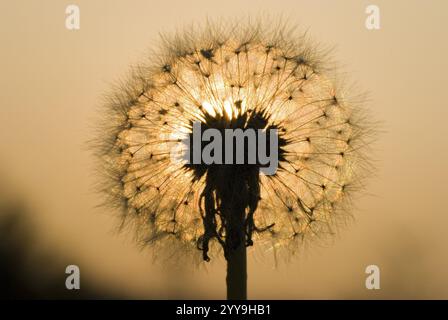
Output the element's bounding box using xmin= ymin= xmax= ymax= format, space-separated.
xmin=93 ymin=19 xmax=374 ymax=263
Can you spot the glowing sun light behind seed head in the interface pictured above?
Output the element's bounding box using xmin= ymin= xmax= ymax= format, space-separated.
xmin=95 ymin=18 xmax=373 ymax=264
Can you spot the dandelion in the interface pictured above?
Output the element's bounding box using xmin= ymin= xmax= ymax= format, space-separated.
xmin=94 ymin=19 xmax=372 ymax=299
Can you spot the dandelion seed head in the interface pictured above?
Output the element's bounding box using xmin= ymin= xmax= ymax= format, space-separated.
xmin=95 ymin=19 xmax=373 ymax=263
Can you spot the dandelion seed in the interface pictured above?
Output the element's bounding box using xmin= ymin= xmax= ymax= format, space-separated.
xmin=94 ymin=19 xmax=373 ymax=300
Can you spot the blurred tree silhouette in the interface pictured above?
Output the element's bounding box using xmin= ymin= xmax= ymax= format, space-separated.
xmin=0 ymin=190 xmax=118 ymax=299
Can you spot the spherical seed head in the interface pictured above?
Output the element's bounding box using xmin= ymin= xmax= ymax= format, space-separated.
xmin=95 ymin=19 xmax=373 ymax=262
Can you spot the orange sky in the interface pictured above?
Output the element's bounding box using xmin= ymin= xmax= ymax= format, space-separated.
xmin=0 ymin=0 xmax=447 ymax=298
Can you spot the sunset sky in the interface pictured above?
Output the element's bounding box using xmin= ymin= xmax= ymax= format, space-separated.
xmin=0 ymin=0 xmax=447 ymax=298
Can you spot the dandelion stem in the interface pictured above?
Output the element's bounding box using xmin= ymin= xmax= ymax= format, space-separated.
xmin=226 ymin=239 xmax=247 ymax=300
xmin=225 ymin=202 xmax=247 ymax=300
